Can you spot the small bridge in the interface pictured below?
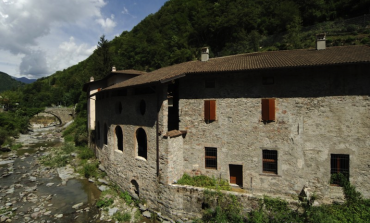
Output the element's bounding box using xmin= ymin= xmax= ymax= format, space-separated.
xmin=44 ymin=107 xmax=75 ymax=125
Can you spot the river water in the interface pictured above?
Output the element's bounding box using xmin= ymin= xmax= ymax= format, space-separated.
xmin=0 ymin=125 xmax=104 ymax=222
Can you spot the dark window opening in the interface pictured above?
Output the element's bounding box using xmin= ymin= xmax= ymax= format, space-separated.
xmin=104 ymin=124 xmax=108 ymax=145
xmin=263 ymin=77 xmax=274 ymax=85
xmin=136 ymin=128 xmax=147 ymax=159
xmin=205 ymin=147 xmax=217 ymax=169
xmin=115 ymin=126 xmax=123 ymax=151
xmin=262 ymin=98 xmax=275 ymax=122
xmin=131 ymin=180 xmax=139 ymax=198
xmin=116 ymin=102 xmax=122 ymax=114
xmin=168 ymin=80 xmax=179 ymax=131
xmin=331 ymin=154 xmax=349 ymax=185
xmin=139 ymin=100 xmax=146 ymax=115
xmin=204 ymin=100 xmax=216 ymax=123
xmin=205 ymin=80 xmax=215 ymax=88
xmin=263 ymin=150 xmax=278 ymax=174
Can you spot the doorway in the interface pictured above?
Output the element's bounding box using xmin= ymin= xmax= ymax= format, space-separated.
xmin=229 ymin=165 xmax=243 ymax=187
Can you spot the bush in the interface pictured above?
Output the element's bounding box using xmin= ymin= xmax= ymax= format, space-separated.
xmin=177 ymin=174 xmax=231 ymax=191
xmin=96 ymin=197 xmax=114 ymax=208
xmin=81 ymin=162 xmax=98 ymax=178
xmin=113 ymin=212 xmax=131 ymax=222
xmin=78 ymin=146 xmax=94 ymax=160
xmin=119 ymin=191 xmax=133 ymax=205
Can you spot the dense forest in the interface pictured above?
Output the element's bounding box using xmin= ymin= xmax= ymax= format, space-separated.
xmin=0 ymin=72 xmax=24 ymax=93
xmin=0 ymin=0 xmax=369 ymax=146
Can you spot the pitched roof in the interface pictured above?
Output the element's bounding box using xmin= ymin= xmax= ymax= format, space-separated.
xmin=83 ymin=69 xmax=146 ymax=91
xmin=105 ymin=45 xmax=370 ymax=90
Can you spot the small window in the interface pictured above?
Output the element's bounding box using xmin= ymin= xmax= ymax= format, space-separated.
xmin=140 ymin=100 xmax=146 ymax=115
xmin=261 ymin=98 xmax=275 ymax=122
xmin=136 ymin=128 xmax=147 ymax=159
xmin=263 ymin=77 xmax=274 ymax=85
xmin=331 ymin=154 xmax=349 ymax=185
xmin=115 ymin=126 xmax=123 ymax=151
xmin=205 ymin=147 xmax=217 ymax=169
xmin=263 ymin=150 xmax=278 ymax=174
xmin=205 ymin=80 xmax=215 ymax=88
xmin=204 ymin=100 xmax=216 ymax=122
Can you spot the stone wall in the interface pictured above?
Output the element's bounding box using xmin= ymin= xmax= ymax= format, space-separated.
xmin=177 ymin=64 xmax=370 ymax=202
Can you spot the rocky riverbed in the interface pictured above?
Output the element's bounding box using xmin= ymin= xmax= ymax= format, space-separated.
xmin=0 ymin=126 xmax=103 ymax=223
xmin=0 ymin=125 xmax=165 ymax=223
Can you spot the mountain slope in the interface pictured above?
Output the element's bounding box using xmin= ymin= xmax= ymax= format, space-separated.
xmin=0 ymin=72 xmax=24 ymax=93
xmin=13 ymin=77 xmax=37 ymax=84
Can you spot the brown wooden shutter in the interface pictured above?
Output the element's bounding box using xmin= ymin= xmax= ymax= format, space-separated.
xmin=269 ymin=99 xmax=275 ymax=121
xmin=209 ymin=100 xmax=216 ymax=121
xmin=262 ymin=99 xmax=269 ymax=121
xmin=204 ymin=100 xmax=210 ymax=120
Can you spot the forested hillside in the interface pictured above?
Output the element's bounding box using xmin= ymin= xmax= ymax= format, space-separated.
xmin=1 ymin=0 xmax=369 ymax=146
xmin=0 ymin=72 xmax=24 ymax=93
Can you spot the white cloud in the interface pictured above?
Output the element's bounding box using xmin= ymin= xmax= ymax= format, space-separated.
xmin=0 ymin=0 xmax=110 ymax=78
xmin=122 ymin=7 xmax=129 ymax=15
xmin=48 ymin=37 xmax=96 ymax=74
xmin=96 ymin=17 xmax=116 ymax=32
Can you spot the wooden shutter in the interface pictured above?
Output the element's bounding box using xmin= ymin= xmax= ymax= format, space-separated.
xmin=204 ymin=100 xmax=216 ymax=121
xmin=262 ymin=99 xmax=269 ymax=121
xmin=262 ymin=98 xmax=275 ymax=121
xmin=269 ymin=99 xmax=275 ymax=121
xmin=204 ymin=100 xmax=210 ymax=120
xmin=209 ymin=100 xmax=216 ymax=121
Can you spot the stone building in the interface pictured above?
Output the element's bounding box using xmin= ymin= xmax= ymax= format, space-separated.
xmin=84 ymin=43 xmax=370 ymax=218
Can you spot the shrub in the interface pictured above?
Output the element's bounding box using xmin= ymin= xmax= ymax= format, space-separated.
xmin=113 ymin=212 xmax=131 ymax=222
xmin=78 ymin=146 xmax=94 ymax=160
xmin=119 ymin=191 xmax=133 ymax=205
xmin=96 ymin=197 xmax=114 ymax=208
xmin=177 ymin=174 xmax=231 ymax=191
xmin=81 ymin=162 xmax=98 ymax=178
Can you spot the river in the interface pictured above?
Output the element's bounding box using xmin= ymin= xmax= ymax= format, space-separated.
xmin=0 ymin=125 xmax=104 ymax=222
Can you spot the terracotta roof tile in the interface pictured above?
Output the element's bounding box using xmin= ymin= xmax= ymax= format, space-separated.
xmin=105 ymin=46 xmax=370 ymax=90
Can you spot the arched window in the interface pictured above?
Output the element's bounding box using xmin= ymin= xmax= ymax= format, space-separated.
xmin=131 ymin=180 xmax=139 ymax=197
xmin=104 ymin=124 xmax=108 ymax=145
xmin=136 ymin=128 xmax=147 ymax=159
xmin=115 ymin=126 xmax=123 ymax=151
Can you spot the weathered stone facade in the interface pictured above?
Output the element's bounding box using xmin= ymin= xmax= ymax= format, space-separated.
xmin=86 ymin=48 xmax=370 ymax=219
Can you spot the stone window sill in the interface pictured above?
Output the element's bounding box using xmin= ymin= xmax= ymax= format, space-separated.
xmin=135 ymin=156 xmax=147 ymax=162
xmin=259 ymin=173 xmax=282 ymax=177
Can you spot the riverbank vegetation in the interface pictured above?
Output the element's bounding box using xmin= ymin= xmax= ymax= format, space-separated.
xmin=197 ymin=173 xmax=370 ymax=223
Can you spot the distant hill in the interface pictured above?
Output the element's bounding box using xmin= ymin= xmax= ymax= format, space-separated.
xmin=13 ymin=76 xmax=37 ymax=84
xmin=0 ymin=72 xmax=24 ymax=93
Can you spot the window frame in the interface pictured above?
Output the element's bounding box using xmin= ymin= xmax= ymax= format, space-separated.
xmin=205 ymin=147 xmax=217 ymax=170
xmin=262 ymin=150 xmax=278 ymax=174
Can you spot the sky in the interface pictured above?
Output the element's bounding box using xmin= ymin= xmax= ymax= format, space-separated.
xmin=0 ymin=0 xmax=168 ymax=79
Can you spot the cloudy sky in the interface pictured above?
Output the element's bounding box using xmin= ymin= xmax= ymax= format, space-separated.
xmin=0 ymin=0 xmax=168 ymax=79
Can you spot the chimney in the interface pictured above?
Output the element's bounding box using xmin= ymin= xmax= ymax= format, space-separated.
xmin=201 ymin=47 xmax=209 ymax=62
xmin=112 ymin=66 xmax=116 ymax=72
xmin=90 ymin=76 xmax=94 ymax=82
xmin=316 ymin=33 xmax=326 ymax=50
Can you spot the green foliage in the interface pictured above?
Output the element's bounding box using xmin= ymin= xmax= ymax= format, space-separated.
xmin=78 ymin=146 xmax=94 ymax=160
xmin=81 ymin=161 xmax=99 ymax=178
xmin=0 ymin=72 xmax=24 ymax=93
xmin=40 ymin=142 xmax=75 ymax=167
xmin=119 ymin=191 xmax=133 ymax=205
xmin=96 ymin=197 xmax=114 ymax=208
xmin=10 ymin=143 xmax=22 ymax=150
xmin=113 ymin=212 xmax=131 ymax=222
xmin=177 ymin=174 xmax=231 ymax=191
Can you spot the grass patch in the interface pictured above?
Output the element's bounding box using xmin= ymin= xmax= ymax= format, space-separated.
xmin=96 ymin=197 xmax=114 ymax=208
xmin=119 ymin=191 xmax=134 ymax=205
xmin=79 ymin=161 xmax=99 ymax=178
xmin=177 ymin=174 xmax=231 ymax=191
xmin=113 ymin=212 xmax=131 ymax=222
xmin=78 ymin=146 xmax=94 ymax=160
xmin=10 ymin=143 xmax=22 ymax=150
